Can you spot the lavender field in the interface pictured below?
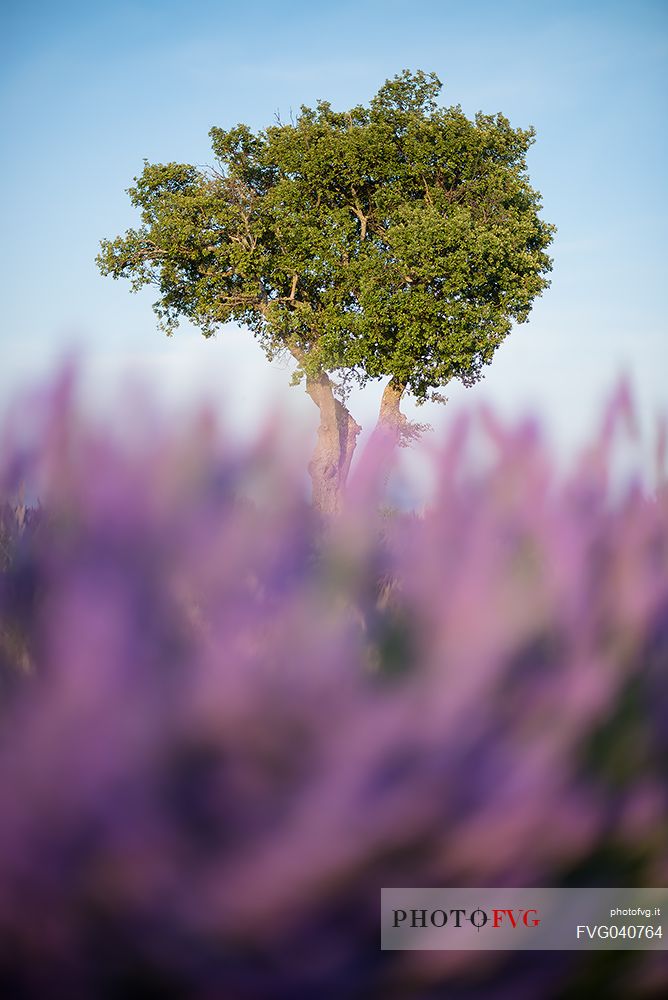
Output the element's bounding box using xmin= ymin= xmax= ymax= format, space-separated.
xmin=0 ymin=373 xmax=666 ymax=999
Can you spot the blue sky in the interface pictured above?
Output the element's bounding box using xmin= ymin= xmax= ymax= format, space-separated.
xmin=1 ymin=0 xmax=666 ymax=470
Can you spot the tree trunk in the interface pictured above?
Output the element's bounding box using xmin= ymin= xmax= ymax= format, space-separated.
xmin=377 ymin=377 xmax=407 ymax=442
xmin=305 ymin=373 xmax=361 ymax=515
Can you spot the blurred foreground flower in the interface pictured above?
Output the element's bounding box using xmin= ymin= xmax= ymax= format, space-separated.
xmin=0 ymin=373 xmax=666 ymax=999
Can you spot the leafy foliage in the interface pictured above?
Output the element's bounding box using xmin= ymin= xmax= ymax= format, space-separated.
xmin=97 ymin=71 xmax=555 ymax=399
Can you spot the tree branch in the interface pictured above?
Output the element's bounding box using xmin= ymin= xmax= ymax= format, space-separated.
xmin=376 ymin=378 xmax=428 ymax=447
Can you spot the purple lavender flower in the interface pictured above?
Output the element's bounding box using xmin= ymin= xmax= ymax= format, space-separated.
xmin=0 ymin=371 xmax=666 ymax=998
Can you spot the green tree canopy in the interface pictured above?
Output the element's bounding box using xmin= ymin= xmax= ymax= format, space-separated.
xmin=98 ymin=69 xmax=554 ymax=401
xmin=98 ymin=70 xmax=555 ymax=512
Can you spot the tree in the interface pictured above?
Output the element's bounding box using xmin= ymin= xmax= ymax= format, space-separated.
xmin=97 ymin=70 xmax=555 ymax=513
